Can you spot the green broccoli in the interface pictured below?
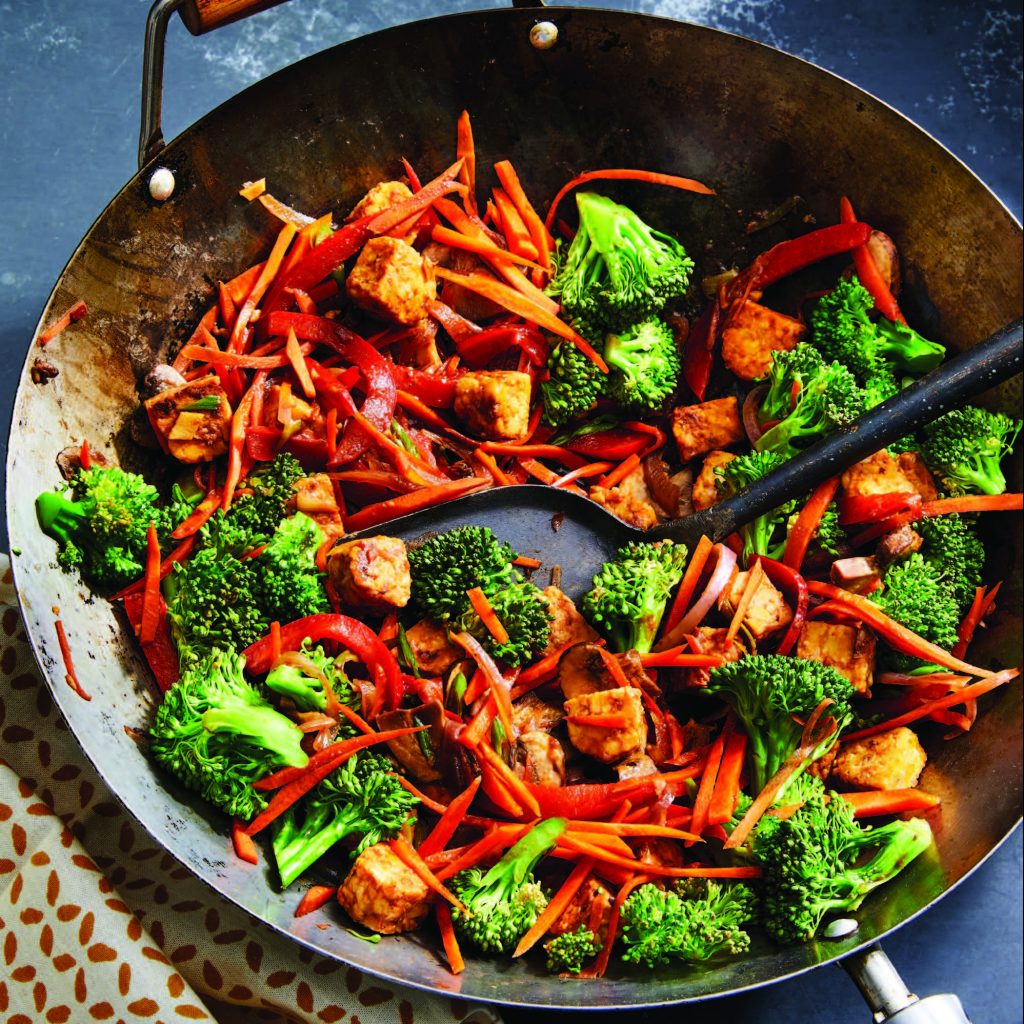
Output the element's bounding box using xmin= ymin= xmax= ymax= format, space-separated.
xmin=149 ymin=648 xmax=307 ymax=820
xmin=603 ymin=317 xmax=681 ymax=412
xmin=264 ymin=639 xmax=359 ymax=723
xmin=758 ymin=343 xmax=829 ymax=424
xmin=541 ymin=341 xmax=607 ymax=426
xmin=755 ymin=344 xmax=864 ymax=460
xmin=915 ymin=515 xmax=985 ymax=613
xmin=619 ymin=878 xmax=757 ymax=967
xmin=703 ymin=655 xmax=854 ymax=794
xmin=716 ymin=451 xmax=797 ymax=564
xmin=457 ymin=581 xmax=552 ymax=667
xmin=753 ymin=775 xmax=933 ymax=944
xmin=36 ymin=465 xmax=176 ymax=591
xmin=545 ymin=926 xmax=601 ymax=974
xmin=547 ymin=192 xmax=694 ymax=335
xmin=921 ymin=406 xmax=1021 ymax=496
xmin=228 ymin=452 xmax=305 ymax=542
xmin=271 ymin=751 xmax=418 ymax=887
xmin=450 ymin=817 xmax=565 ymax=954
xmin=873 ymin=554 xmax=960 ymax=671
xmin=810 ymin=275 xmax=945 ymax=378
xmin=814 ymin=502 xmax=845 ymax=557
xmin=407 ymin=526 xmax=518 ymax=622
xmin=253 ymin=512 xmax=329 ymax=624
xmin=582 ymin=540 xmax=688 ymax=654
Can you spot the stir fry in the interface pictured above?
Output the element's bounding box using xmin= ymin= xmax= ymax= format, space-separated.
xmin=35 ymin=112 xmax=1022 ymax=977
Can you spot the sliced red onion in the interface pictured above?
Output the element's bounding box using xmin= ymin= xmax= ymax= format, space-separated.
xmin=674 ymin=543 xmax=738 ymax=635
xmin=742 ymin=384 xmax=768 ymax=446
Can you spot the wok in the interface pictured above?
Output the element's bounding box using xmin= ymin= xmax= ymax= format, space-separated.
xmin=6 ymin=1 xmax=1022 ymax=1012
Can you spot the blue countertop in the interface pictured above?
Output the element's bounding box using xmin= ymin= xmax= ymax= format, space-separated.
xmin=1 ymin=2 xmax=1020 ymax=1022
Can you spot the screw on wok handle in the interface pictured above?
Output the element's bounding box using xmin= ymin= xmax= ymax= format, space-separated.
xmin=680 ymin=318 xmax=1023 ymax=545
xmin=139 ymin=0 xmax=293 ymax=168
xmin=842 ymin=945 xmax=971 ymax=1023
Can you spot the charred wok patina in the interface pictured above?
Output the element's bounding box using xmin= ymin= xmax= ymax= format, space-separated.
xmin=5 ymin=8 xmax=1022 ymax=1009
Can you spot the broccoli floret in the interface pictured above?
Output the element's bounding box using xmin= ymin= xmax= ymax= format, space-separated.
xmin=915 ymin=515 xmax=985 ymax=613
xmin=703 ymin=655 xmax=854 ymax=794
xmin=36 ymin=465 xmax=176 ymax=591
xmin=264 ymin=639 xmax=359 ymax=724
xmin=814 ymin=502 xmax=845 ymax=557
xmin=619 ymin=879 xmax=757 ymax=967
xmin=149 ymin=648 xmax=307 ymax=820
xmin=228 ymin=452 xmax=305 ymax=542
xmin=407 ymin=526 xmax=518 ymax=622
xmin=604 ymin=317 xmax=681 ymax=412
xmin=541 ymin=340 xmax=607 ymax=426
xmin=458 ymin=581 xmax=552 ymax=667
xmin=873 ymin=554 xmax=960 ymax=671
xmin=272 ymin=751 xmax=418 ymax=887
xmin=758 ymin=343 xmax=828 ymax=424
xmin=753 ymin=776 xmax=933 ymax=944
xmin=811 ymin=275 xmax=945 ymax=378
xmin=921 ymin=406 xmax=1021 ymax=496
xmin=716 ymin=451 xmax=797 ymax=565
xmin=755 ymin=345 xmax=864 ymax=460
xmin=253 ymin=512 xmax=329 ymax=624
xmin=547 ymin=192 xmax=694 ymax=335
xmin=450 ymin=817 xmax=565 ymax=954
xmin=544 ymin=926 xmax=602 ymax=974
xmin=582 ymin=540 xmax=688 ymax=654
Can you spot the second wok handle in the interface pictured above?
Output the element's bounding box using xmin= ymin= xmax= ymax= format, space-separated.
xmin=179 ymin=0 xmax=289 ymax=34
xmin=686 ymin=318 xmax=1023 ymax=543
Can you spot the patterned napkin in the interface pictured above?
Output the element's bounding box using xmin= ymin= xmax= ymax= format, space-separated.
xmin=0 ymin=554 xmax=500 ymax=1024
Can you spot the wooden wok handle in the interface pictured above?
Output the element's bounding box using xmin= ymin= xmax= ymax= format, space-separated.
xmin=178 ymin=0 xmax=291 ymax=35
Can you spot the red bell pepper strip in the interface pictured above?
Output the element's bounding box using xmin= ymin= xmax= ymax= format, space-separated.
xmin=752 ymin=555 xmax=809 ymax=656
xmin=295 ymin=885 xmax=336 ymax=917
xmin=848 ymin=507 xmax=926 ymax=548
xmin=122 ymin=591 xmax=180 ymax=693
xmin=563 ymin=428 xmax=650 ymax=461
xmin=54 ymin=618 xmax=89 ymax=701
xmin=456 ymin=322 xmax=548 ymax=368
xmin=839 ymin=196 xmax=906 ymax=324
xmin=111 ymin=534 xmax=196 ymax=599
xmin=244 ymin=613 xmax=403 ymax=712
xmin=783 ymin=476 xmax=840 ymax=569
xmin=138 ymin=523 xmax=163 ymax=645
xmin=388 ymin=363 xmax=460 ymax=407
xmin=245 ymin=425 xmax=284 ymax=462
xmin=37 ymin=299 xmax=88 ymax=347
xmin=839 ymin=492 xmax=920 ymax=525
xmin=232 ymin=820 xmax=259 ymax=865
xmin=805 ymin=580 xmax=990 ymax=675
xmin=682 ymin=300 xmax=719 ymax=402
xmin=341 ymin=476 xmax=490 ymax=532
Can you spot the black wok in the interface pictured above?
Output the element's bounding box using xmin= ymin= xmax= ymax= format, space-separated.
xmin=6 ymin=3 xmax=1022 ymax=1011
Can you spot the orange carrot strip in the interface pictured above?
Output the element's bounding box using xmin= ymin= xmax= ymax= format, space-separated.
xmin=110 ymin=534 xmax=196 ymax=599
xmin=953 ymin=583 xmax=1002 ymax=659
xmin=171 ymin=485 xmax=222 ymax=539
xmin=467 ymin=587 xmax=510 ymax=645
xmin=512 ymin=555 xmax=542 ymax=569
xmin=389 ymin=837 xmax=469 ymax=913
xmin=286 ymin=327 xmax=316 ymax=399
xmin=566 ymin=713 xmax=630 ymax=729
xmin=841 ymin=789 xmax=941 ymax=819
xmin=586 ymin=872 xmax=654 ymax=978
xmin=708 ymin=730 xmax=748 ymax=826
xmin=222 ymin=372 xmax=264 ymax=511
xmin=545 ymin=168 xmax=714 ymax=231
xmin=596 ymin=452 xmax=641 ymax=490
xmin=434 ymin=266 xmax=608 ymax=371
xmin=37 ymin=299 xmax=88 ymax=346
xmin=639 ymin=650 xmax=724 ymax=668
xmin=566 ymin=820 xmax=699 ymax=842
xmin=232 ymin=820 xmax=259 ymax=864
xmin=430 ymin=224 xmax=541 ymax=270
xmin=451 ymin=632 xmax=516 ymax=744
xmin=459 ymin=694 xmax=497 ymax=750
xmin=783 ymin=475 xmax=841 ymax=570
xmin=662 ymin=535 xmax=714 ymax=638
xmin=294 ymin=884 xmax=335 ymax=917
xmin=239 ymin=178 xmax=267 ymax=200
xmin=229 ymin=222 xmax=297 ymax=352
xmin=436 ymin=825 xmax=531 ymax=881
xmin=725 ymin=561 xmax=764 ymax=644
xmin=690 ymin=718 xmax=732 ymax=838
xmin=922 ymin=493 xmax=1023 ymax=516
xmin=178 ymin=343 xmax=300 ymax=370
xmin=477 ymin=743 xmax=542 ymax=818
xmin=138 ymin=523 xmax=163 ymax=645
xmin=512 ymin=856 xmax=595 ymax=958
xmin=474 ymin=448 xmax=513 ymax=486
xmin=552 ymin=461 xmax=614 ymax=488
xmin=560 ymin=838 xmax=762 ymax=882
xmin=841 ymin=669 xmax=1019 ymax=742
xmin=436 ymin=902 xmax=465 ymax=974
xmin=335 ymin=702 xmax=375 ymax=737
xmin=418 ymin=776 xmax=484 ymax=859
xmin=493 ymin=160 xmax=553 ymax=270
xmin=55 ymin=618 xmax=90 ymax=701
xmin=595 ymin=646 xmax=633 ymax=689
xmin=492 ymin=186 xmax=539 ymax=260
xmin=456 ymin=110 xmax=477 ymax=216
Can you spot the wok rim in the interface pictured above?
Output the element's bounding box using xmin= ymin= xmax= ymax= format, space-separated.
xmin=8 ymin=5 xmax=1023 ymax=1010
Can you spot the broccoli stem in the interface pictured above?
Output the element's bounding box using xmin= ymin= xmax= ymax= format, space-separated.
xmin=201 ymin=705 xmax=308 ymax=768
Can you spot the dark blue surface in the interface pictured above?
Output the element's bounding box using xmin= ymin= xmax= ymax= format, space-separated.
xmin=1 ymin=2 xmax=1020 ymax=1021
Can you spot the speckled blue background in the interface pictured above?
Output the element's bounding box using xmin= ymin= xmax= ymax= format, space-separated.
xmin=1 ymin=2 xmax=1020 ymax=1021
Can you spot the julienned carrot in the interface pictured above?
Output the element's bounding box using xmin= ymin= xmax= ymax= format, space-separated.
xmin=783 ymin=476 xmax=840 ymax=570
xmin=566 ymin=713 xmax=630 ymax=729
xmin=229 ymin=222 xmax=297 ymax=352
xmin=595 ymin=646 xmax=633 ymax=690
xmin=138 ymin=523 xmax=162 ymax=645
xmin=544 ymin=168 xmax=714 ymax=231
xmin=493 ymin=159 xmax=553 ymax=271
xmin=841 ymin=789 xmax=941 ymax=818
xmin=37 ymin=299 xmax=88 ymax=346
xmin=708 ymin=730 xmax=748 ymax=826
xmin=476 ymin=742 xmax=542 ymax=818
xmin=55 ymin=618 xmax=90 ymax=701
xmin=512 ymin=856 xmax=595 ymax=958
xmin=492 ymin=186 xmax=539 ymax=260
xmin=552 ymin=461 xmax=615 ymax=488
xmin=639 ymin=650 xmax=724 ymax=668
xmin=451 ymin=631 xmax=516 ymax=744
xmin=232 ymin=820 xmax=259 ymax=865
xmin=661 ymin=535 xmax=713 ymax=638
xmin=335 ymin=701 xmax=375 ymax=737
xmin=690 ymin=718 xmax=732 ymax=838
xmin=725 ymin=561 xmax=764 ymax=645
xmin=841 ymin=669 xmax=1019 ymax=743
xmin=294 ymin=884 xmax=335 ymax=917
xmin=342 ymin=477 xmax=490 ymax=532
xmin=467 ymin=587 xmax=510 ymax=645
xmin=922 ymin=493 xmax=1024 ymax=516
xmin=221 ymin=373 xmax=264 ymax=512
xmin=389 ymin=837 xmax=469 ymax=913
xmin=596 ymin=452 xmax=641 ymax=490
xmin=561 ymin=835 xmax=761 ymax=880
xmin=418 ymin=776 xmax=484 ymax=859
xmin=178 ymin=343 xmax=297 ymax=370
xmin=431 ymin=223 xmax=541 ymax=270
xmin=286 ymin=328 xmax=316 ymax=398
xmin=459 ymin=694 xmax=497 ymax=750
xmin=434 ymin=266 xmax=609 ymax=372
xmin=436 ymin=826 xmax=531 ymax=881
xmin=566 ymin=821 xmax=699 ymax=842
xmin=953 ymin=583 xmax=1002 ymax=659
xmin=436 ymin=902 xmax=465 ymax=975
xmin=480 ymin=441 xmax=586 ymax=467
xmin=512 ymin=555 xmax=542 ymax=570
xmin=456 ymin=110 xmax=477 ymax=216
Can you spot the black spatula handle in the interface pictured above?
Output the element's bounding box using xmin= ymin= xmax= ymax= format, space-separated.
xmin=659 ymin=318 xmax=1022 ymax=546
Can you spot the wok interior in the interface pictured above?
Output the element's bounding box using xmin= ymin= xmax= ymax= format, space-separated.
xmin=7 ymin=9 xmax=1022 ymax=1007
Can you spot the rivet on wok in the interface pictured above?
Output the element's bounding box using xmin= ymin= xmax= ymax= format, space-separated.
xmin=149 ymin=167 xmax=176 ymax=202
xmin=530 ymin=21 xmax=558 ymax=50
xmin=823 ymin=918 xmax=859 ymax=939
